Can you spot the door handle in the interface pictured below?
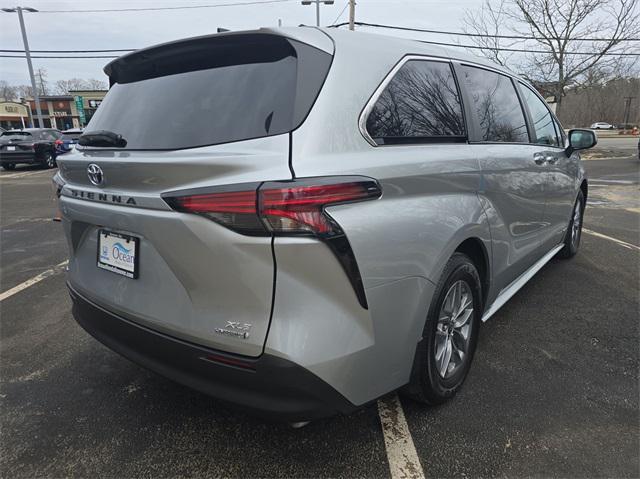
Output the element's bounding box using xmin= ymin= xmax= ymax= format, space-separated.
xmin=533 ymin=153 xmax=546 ymax=165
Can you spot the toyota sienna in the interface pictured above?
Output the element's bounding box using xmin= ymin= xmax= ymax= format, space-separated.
xmin=55 ymin=27 xmax=597 ymax=421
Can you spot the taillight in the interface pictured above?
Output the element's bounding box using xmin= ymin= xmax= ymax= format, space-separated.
xmin=163 ymin=177 xmax=381 ymax=309
xmin=164 ymin=177 xmax=382 ymax=237
xmin=55 ymin=139 xmax=63 ymax=146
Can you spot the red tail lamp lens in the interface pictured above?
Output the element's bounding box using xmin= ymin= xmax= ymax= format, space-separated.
xmin=165 ymin=178 xmax=381 ymax=236
xmin=260 ymin=182 xmax=377 ymax=235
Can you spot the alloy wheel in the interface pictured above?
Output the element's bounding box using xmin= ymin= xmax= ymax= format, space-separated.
xmin=45 ymin=152 xmax=55 ymax=169
xmin=435 ymin=280 xmax=474 ymax=378
xmin=571 ymin=200 xmax=582 ymax=248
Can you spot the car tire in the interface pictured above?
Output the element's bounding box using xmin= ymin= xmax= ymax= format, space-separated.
xmin=42 ymin=151 xmax=57 ymax=169
xmin=2 ymin=163 xmax=16 ymax=171
xmin=557 ymin=190 xmax=585 ymax=259
xmin=402 ymin=252 xmax=482 ymax=405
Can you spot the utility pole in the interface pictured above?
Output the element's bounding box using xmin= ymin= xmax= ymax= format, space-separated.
xmin=348 ymin=0 xmax=356 ymax=30
xmin=301 ymin=0 xmax=334 ymax=27
xmin=1 ymin=6 xmax=43 ymax=128
xmin=622 ymin=96 xmax=636 ymax=129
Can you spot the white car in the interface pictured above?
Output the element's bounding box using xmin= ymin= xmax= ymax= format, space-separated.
xmin=590 ymin=122 xmax=615 ymax=129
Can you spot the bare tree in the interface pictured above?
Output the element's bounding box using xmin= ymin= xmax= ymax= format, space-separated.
xmin=463 ymin=0 xmax=640 ymax=110
xmin=35 ymin=67 xmax=49 ymax=95
xmin=0 ymin=80 xmax=18 ymax=100
xmin=84 ymin=78 xmax=107 ymax=90
xmin=55 ymin=78 xmax=90 ymax=95
xmin=15 ymin=84 xmax=33 ymax=99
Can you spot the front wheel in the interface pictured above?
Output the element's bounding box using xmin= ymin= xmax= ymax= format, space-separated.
xmin=402 ymin=252 xmax=482 ymax=405
xmin=557 ymin=190 xmax=585 ymax=259
xmin=2 ymin=163 xmax=16 ymax=171
xmin=42 ymin=151 xmax=57 ymax=169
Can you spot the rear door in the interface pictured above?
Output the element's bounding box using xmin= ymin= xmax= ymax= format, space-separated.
xmin=456 ymin=64 xmax=548 ymax=291
xmin=517 ymin=83 xmax=576 ymax=249
xmin=57 ymin=31 xmax=333 ymax=357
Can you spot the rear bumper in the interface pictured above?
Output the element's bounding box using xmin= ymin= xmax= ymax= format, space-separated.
xmin=0 ymin=152 xmax=38 ymax=164
xmin=68 ymin=283 xmax=357 ymax=421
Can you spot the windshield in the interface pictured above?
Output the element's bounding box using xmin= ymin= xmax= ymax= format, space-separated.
xmin=0 ymin=132 xmax=32 ymax=142
xmin=85 ymin=35 xmax=332 ymax=150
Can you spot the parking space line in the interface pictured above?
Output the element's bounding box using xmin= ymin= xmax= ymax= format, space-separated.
xmin=378 ymin=394 xmax=425 ymax=479
xmin=0 ymin=170 xmax=49 ymax=179
xmin=583 ymin=229 xmax=640 ymax=251
xmin=0 ymin=260 xmax=68 ymax=302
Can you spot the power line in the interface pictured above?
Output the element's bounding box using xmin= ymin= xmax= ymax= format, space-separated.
xmin=332 ymin=21 xmax=640 ymax=42
xmin=330 ymin=1 xmax=349 ymax=26
xmin=35 ymin=0 xmax=296 ymax=14
xmin=333 ymin=22 xmax=640 ymax=56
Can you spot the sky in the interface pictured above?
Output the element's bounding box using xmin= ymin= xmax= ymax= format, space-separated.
xmin=0 ymin=0 xmax=486 ymax=86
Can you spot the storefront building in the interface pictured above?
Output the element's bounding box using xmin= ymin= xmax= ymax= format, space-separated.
xmin=0 ymin=101 xmax=31 ymax=129
xmin=25 ymin=96 xmax=80 ymax=130
xmin=69 ymin=90 xmax=108 ymax=126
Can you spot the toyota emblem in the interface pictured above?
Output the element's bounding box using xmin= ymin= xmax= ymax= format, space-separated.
xmin=87 ymin=163 xmax=104 ymax=186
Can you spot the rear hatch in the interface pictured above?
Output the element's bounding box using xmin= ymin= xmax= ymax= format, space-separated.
xmin=0 ymin=131 xmax=36 ymax=154
xmin=57 ymin=29 xmax=333 ymax=357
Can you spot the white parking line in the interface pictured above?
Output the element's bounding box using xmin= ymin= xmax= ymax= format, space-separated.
xmin=589 ymin=179 xmax=635 ymax=185
xmin=0 ymin=170 xmax=49 ymax=179
xmin=583 ymin=229 xmax=640 ymax=251
xmin=0 ymin=260 xmax=68 ymax=302
xmin=378 ymin=394 xmax=425 ymax=479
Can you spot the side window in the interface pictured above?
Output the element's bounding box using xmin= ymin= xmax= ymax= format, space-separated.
xmin=365 ymin=60 xmax=466 ymax=145
xmin=459 ymin=65 xmax=529 ymax=143
xmin=553 ymin=117 xmax=566 ymax=147
xmin=519 ymin=85 xmax=560 ymax=147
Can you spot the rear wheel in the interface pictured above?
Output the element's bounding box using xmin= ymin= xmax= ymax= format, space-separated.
xmin=402 ymin=252 xmax=481 ymax=405
xmin=42 ymin=151 xmax=57 ymax=169
xmin=2 ymin=163 xmax=16 ymax=171
xmin=557 ymin=191 xmax=584 ymax=259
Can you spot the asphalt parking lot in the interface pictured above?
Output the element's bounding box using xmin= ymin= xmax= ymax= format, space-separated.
xmin=1 ymin=138 xmax=638 ymax=478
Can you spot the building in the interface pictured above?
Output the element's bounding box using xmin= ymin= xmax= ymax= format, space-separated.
xmin=25 ymin=95 xmax=80 ymax=130
xmin=0 ymin=100 xmax=31 ymax=129
xmin=69 ymin=89 xmax=108 ymax=125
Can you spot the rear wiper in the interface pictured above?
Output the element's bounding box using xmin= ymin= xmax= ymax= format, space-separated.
xmin=78 ymin=130 xmax=127 ymax=148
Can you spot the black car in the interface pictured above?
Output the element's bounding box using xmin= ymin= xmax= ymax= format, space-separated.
xmin=0 ymin=128 xmax=62 ymax=170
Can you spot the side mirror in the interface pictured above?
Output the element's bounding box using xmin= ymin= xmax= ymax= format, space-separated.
xmin=567 ymin=129 xmax=597 ymax=156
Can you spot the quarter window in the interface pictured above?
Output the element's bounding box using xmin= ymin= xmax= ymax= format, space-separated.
xmin=519 ymin=85 xmax=560 ymax=147
xmin=459 ymin=65 xmax=528 ymax=143
xmin=365 ymin=60 xmax=466 ymax=145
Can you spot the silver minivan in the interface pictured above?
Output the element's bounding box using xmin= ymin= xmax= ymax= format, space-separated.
xmin=55 ymin=27 xmax=596 ymax=421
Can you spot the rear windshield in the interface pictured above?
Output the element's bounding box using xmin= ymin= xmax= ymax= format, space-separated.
xmin=1 ymin=132 xmax=32 ymax=141
xmin=62 ymin=133 xmax=82 ymax=141
xmin=86 ymin=34 xmax=332 ymax=150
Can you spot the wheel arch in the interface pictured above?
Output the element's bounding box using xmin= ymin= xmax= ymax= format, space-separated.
xmin=580 ymin=179 xmax=588 ymax=202
xmin=454 ymin=237 xmax=490 ymax=311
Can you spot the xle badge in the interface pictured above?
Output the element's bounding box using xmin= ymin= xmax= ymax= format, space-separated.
xmin=215 ymin=321 xmax=252 ymax=339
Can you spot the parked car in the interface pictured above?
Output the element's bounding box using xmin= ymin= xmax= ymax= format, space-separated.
xmin=590 ymin=122 xmax=615 ymax=129
xmin=59 ymin=128 xmax=84 ymax=152
xmin=55 ymin=28 xmax=596 ymax=422
xmin=0 ymin=128 xmax=62 ymax=170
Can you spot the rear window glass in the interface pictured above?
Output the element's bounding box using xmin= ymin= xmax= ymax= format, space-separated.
xmin=85 ymin=35 xmax=332 ymax=150
xmin=1 ymin=132 xmax=32 ymax=141
xmin=459 ymin=65 xmax=529 ymax=143
xmin=366 ymin=60 xmax=466 ymax=145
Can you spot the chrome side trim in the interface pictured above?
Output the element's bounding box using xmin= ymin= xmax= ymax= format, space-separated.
xmin=358 ymin=54 xmax=452 ymax=147
xmin=482 ymin=244 xmax=564 ymax=322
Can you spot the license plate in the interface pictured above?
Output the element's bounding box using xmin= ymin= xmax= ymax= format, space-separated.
xmin=7 ymin=146 xmax=15 ymax=151
xmin=97 ymin=230 xmax=139 ymax=278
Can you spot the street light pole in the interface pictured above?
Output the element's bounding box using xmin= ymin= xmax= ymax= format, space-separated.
xmin=301 ymin=0 xmax=334 ymax=27
xmin=2 ymin=6 xmax=43 ymax=128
